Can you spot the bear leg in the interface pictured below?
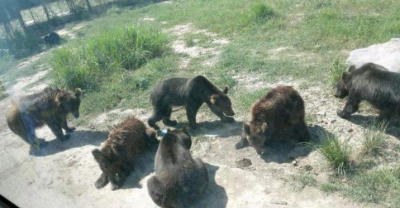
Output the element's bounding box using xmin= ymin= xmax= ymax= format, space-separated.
xmin=186 ymin=102 xmax=202 ymax=129
xmin=95 ymin=172 xmax=109 ymax=189
xmin=162 ymin=107 xmax=178 ymax=127
xmin=147 ymin=176 xmax=165 ymax=207
xmin=337 ymin=94 xmax=360 ymax=118
xmin=61 ymin=117 xmax=76 ymax=133
xmin=47 ymin=120 xmax=69 ymax=141
xmin=292 ymin=121 xmax=310 ymax=142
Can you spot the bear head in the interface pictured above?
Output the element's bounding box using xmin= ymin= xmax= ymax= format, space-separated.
xmin=334 ymin=65 xmax=355 ymax=98
xmin=210 ymin=86 xmax=235 ymax=117
xmin=243 ymin=122 xmax=268 ymax=155
xmin=55 ymin=88 xmax=82 ymax=118
xmin=92 ymin=147 xmax=129 ymax=190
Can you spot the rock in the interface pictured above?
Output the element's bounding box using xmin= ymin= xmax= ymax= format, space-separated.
xmin=292 ymin=160 xmax=298 ymax=166
xmin=347 ymin=38 xmax=400 ymax=72
xmin=270 ymin=200 xmax=288 ymax=205
xmin=235 ymin=158 xmax=252 ymax=168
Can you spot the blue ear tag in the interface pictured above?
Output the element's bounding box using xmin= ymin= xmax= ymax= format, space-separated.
xmin=158 ymin=129 xmax=168 ymax=136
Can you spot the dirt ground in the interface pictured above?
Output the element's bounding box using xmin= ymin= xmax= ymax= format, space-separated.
xmin=1 ymin=65 xmax=386 ymax=208
xmin=2 ymin=22 xmax=398 ymax=208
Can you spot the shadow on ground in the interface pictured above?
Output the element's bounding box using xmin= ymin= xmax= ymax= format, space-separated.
xmin=346 ymin=115 xmax=400 ymax=140
xmin=260 ymin=125 xmax=333 ymax=164
xmin=35 ymin=130 xmax=108 ymax=157
xmin=176 ymin=120 xmax=243 ymax=138
xmin=121 ymin=145 xmax=158 ymax=190
xmin=192 ymin=163 xmax=228 ymax=208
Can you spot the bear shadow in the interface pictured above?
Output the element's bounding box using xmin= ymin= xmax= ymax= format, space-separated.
xmin=35 ymin=130 xmax=108 ymax=157
xmin=260 ymin=125 xmax=333 ymax=164
xmin=175 ymin=120 xmax=243 ymax=138
xmin=120 ymin=145 xmax=158 ymax=190
xmin=191 ymin=163 xmax=228 ymax=208
xmin=345 ymin=114 xmax=400 ymax=140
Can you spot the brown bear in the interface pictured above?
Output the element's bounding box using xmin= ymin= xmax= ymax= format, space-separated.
xmin=335 ymin=62 xmax=400 ymax=120
xmin=148 ymin=75 xmax=235 ymax=130
xmin=235 ymin=86 xmax=310 ymax=154
xmin=6 ymin=87 xmax=82 ymax=153
xmin=92 ymin=116 xmax=158 ymax=190
xmin=147 ymin=128 xmax=208 ymax=208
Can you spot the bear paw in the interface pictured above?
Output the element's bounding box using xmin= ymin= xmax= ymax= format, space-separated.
xmin=336 ymin=110 xmax=349 ymax=119
xmin=66 ymin=127 xmax=76 ymax=133
xmin=223 ymin=117 xmax=235 ymax=123
xmin=60 ymin=134 xmax=71 ymax=141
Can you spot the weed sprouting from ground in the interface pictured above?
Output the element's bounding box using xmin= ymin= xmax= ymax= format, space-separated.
xmin=329 ymin=59 xmax=346 ymax=87
xmin=315 ymin=132 xmax=351 ymax=175
xmin=362 ymin=121 xmax=388 ymax=156
xmin=51 ymin=25 xmax=169 ymax=91
xmin=248 ymin=2 xmax=275 ymax=23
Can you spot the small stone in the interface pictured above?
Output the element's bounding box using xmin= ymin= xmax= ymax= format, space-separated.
xmin=348 ymin=129 xmax=354 ymax=133
xmin=270 ymin=200 xmax=288 ymax=205
xmin=235 ymin=158 xmax=252 ymax=168
xmin=292 ymin=160 xmax=298 ymax=166
xmin=331 ymin=119 xmax=337 ymax=124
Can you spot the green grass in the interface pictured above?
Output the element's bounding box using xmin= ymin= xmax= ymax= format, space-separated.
xmin=51 ymin=24 xmax=170 ymax=91
xmin=345 ymin=168 xmax=400 ymax=206
xmin=329 ymin=59 xmax=346 ymax=87
xmin=315 ymin=133 xmax=351 ymax=175
xmin=246 ymin=2 xmax=275 ymax=23
xmin=362 ymin=121 xmax=388 ymax=156
xmin=291 ymin=173 xmax=316 ymax=191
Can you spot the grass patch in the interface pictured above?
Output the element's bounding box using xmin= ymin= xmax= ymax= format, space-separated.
xmin=315 ymin=132 xmax=351 ymax=175
xmin=51 ymin=24 xmax=169 ymax=91
xmin=345 ymin=168 xmax=400 ymax=206
xmin=362 ymin=121 xmax=388 ymax=156
xmin=321 ymin=182 xmax=341 ymax=193
xmin=329 ymin=59 xmax=346 ymax=87
xmin=291 ymin=173 xmax=316 ymax=190
xmin=247 ymin=2 xmax=275 ymax=23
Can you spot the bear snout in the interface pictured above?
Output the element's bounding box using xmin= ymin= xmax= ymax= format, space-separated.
xmin=224 ymin=109 xmax=235 ymax=116
xmin=72 ymin=110 xmax=80 ymax=118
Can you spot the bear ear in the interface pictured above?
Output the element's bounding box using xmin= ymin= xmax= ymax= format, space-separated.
xmin=210 ymin=94 xmax=218 ymax=104
xmin=341 ymin=71 xmax=351 ymax=83
xmin=75 ymin=88 xmax=82 ymax=98
xmin=261 ymin=122 xmax=268 ymax=133
xmin=55 ymin=93 xmax=66 ymax=105
xmin=347 ymin=65 xmax=356 ymax=72
xmin=223 ymin=86 xmax=229 ymax=94
xmin=243 ymin=123 xmax=251 ymax=135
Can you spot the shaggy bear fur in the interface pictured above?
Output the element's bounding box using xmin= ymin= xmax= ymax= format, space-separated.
xmin=148 ymin=75 xmax=235 ymax=130
xmin=334 ymin=63 xmax=388 ymax=99
xmin=92 ymin=116 xmax=157 ymax=190
xmin=235 ymin=86 xmax=310 ymax=154
xmin=147 ymin=128 xmax=208 ymax=208
xmin=6 ymin=87 xmax=82 ymax=153
xmin=336 ymin=62 xmax=400 ymax=120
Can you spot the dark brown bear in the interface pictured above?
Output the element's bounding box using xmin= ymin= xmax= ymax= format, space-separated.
xmin=147 ymin=128 xmax=208 ymax=208
xmin=6 ymin=87 xmax=82 ymax=153
xmin=148 ymin=75 xmax=235 ymax=130
xmin=335 ymin=62 xmax=400 ymax=120
xmin=235 ymin=86 xmax=310 ymax=154
xmin=92 ymin=116 xmax=158 ymax=190
xmin=334 ymin=63 xmax=388 ymax=99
